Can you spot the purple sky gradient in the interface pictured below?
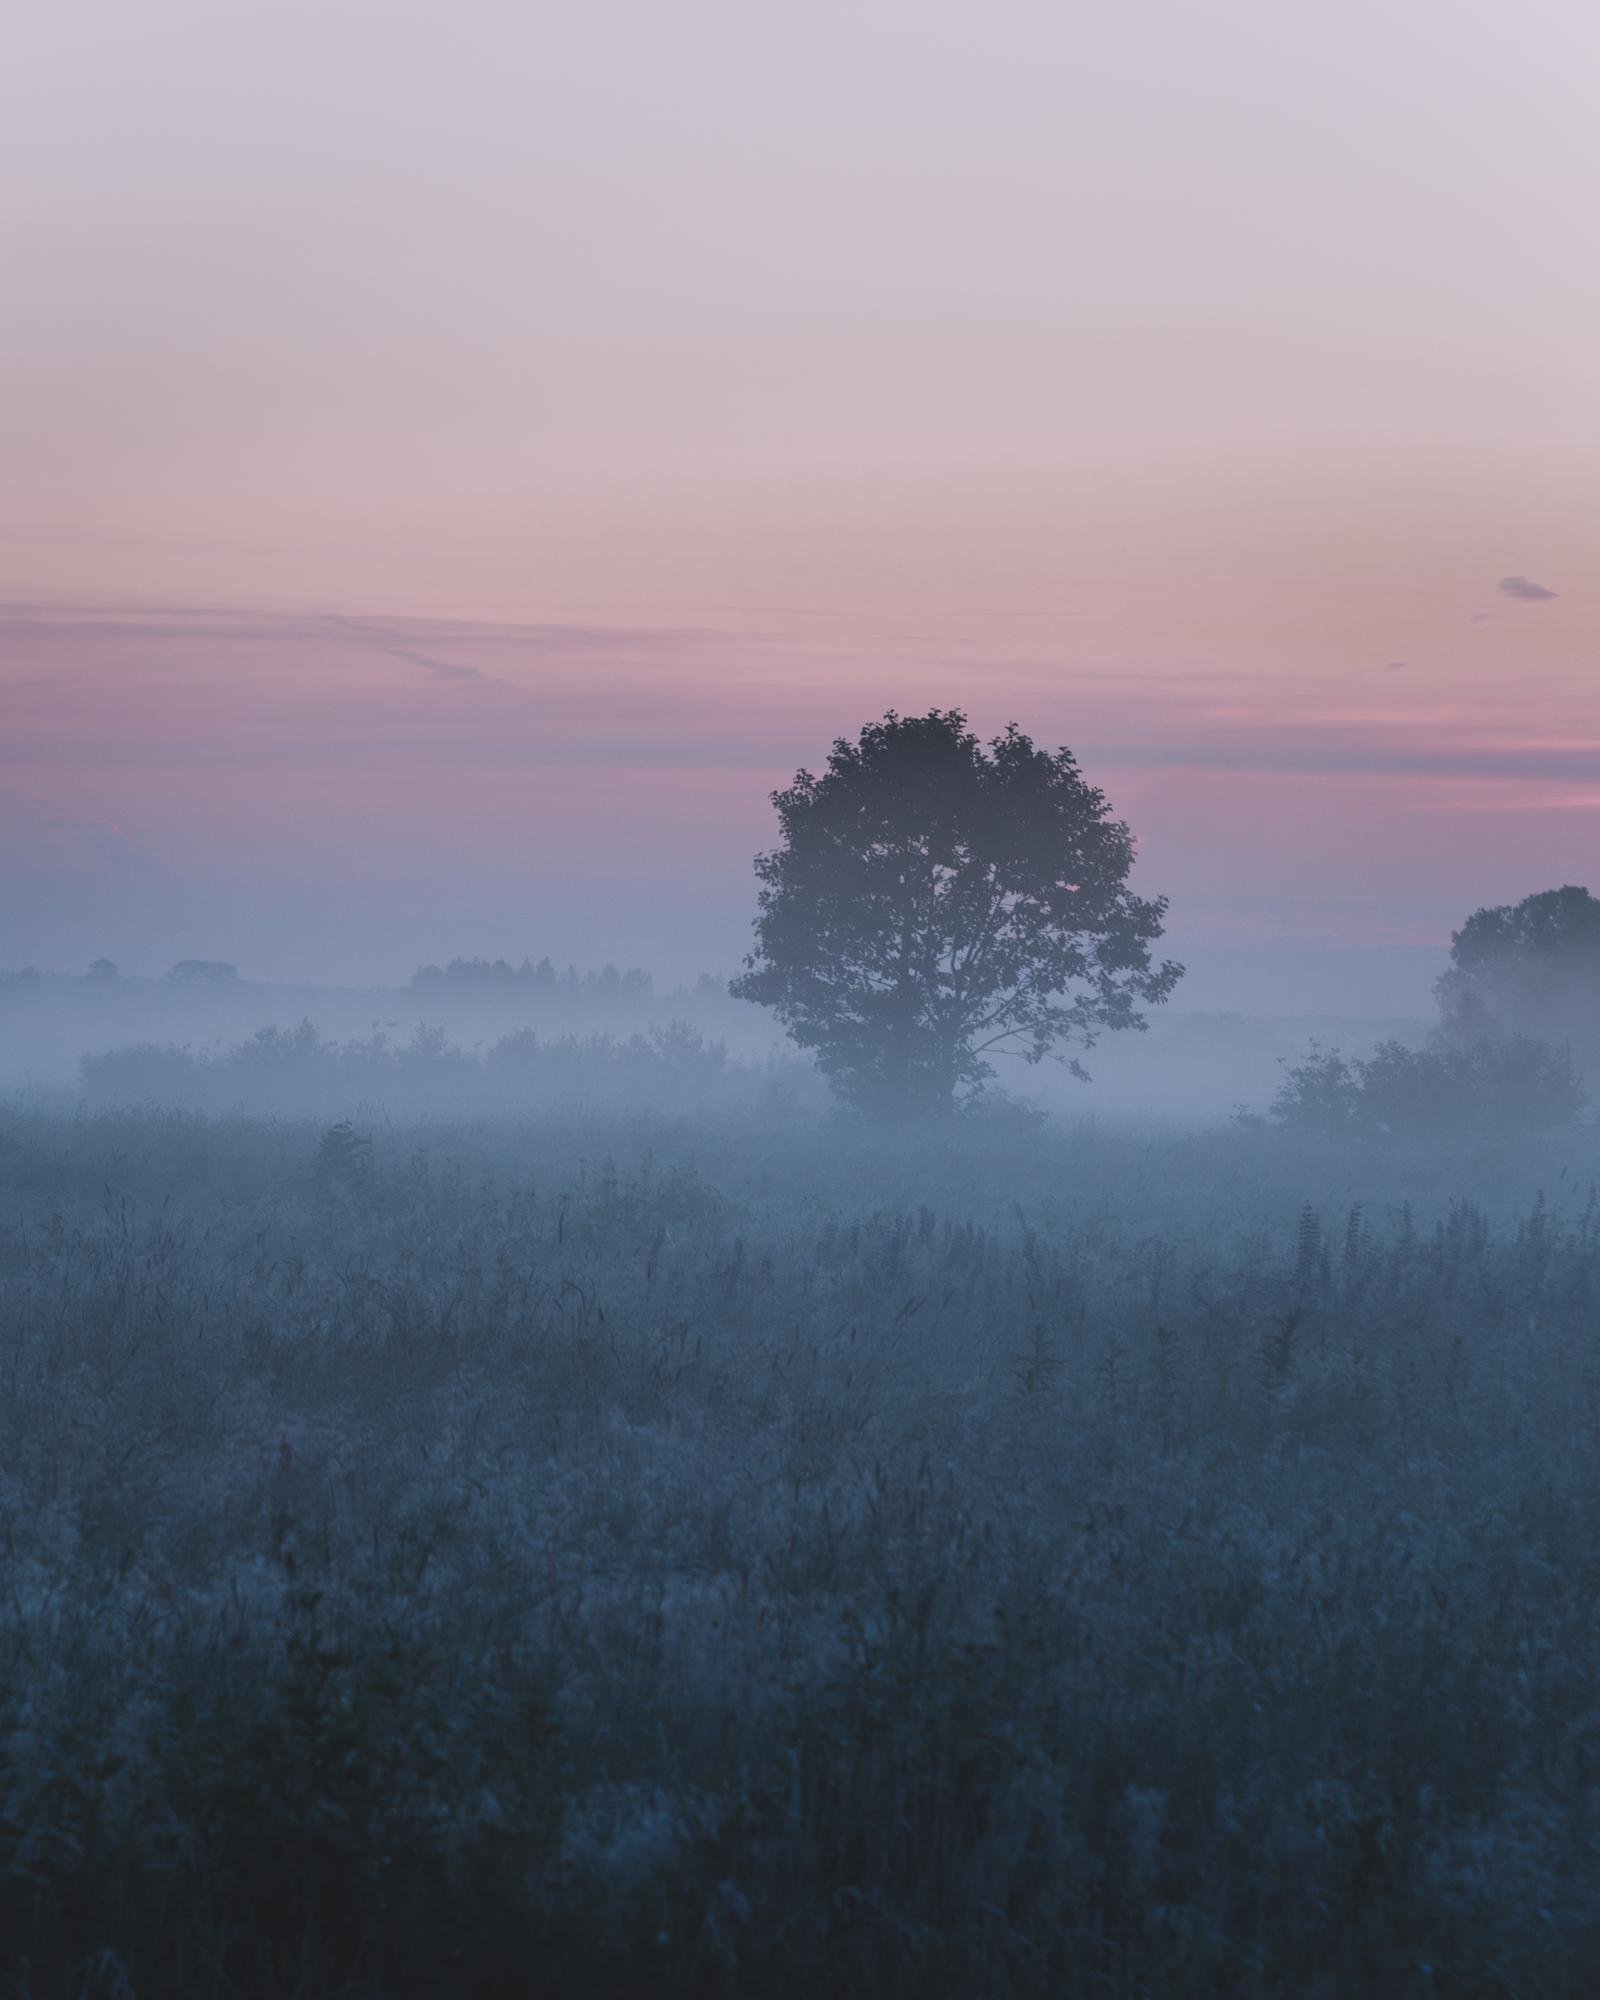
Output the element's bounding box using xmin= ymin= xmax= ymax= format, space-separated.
xmin=3 ymin=3 xmax=1597 ymax=1007
xmin=3 ymin=604 xmax=1596 ymax=1007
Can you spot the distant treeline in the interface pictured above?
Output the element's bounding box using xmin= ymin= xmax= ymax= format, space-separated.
xmin=410 ymin=955 xmax=715 ymax=1001
xmin=0 ymin=968 xmax=42 ymax=993
xmin=0 ymin=959 xmax=239 ymax=990
xmin=0 ymin=957 xmax=731 ymax=1003
xmin=79 ymin=1019 xmax=814 ymax=1116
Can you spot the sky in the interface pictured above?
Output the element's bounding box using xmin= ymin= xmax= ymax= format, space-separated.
xmin=3 ymin=1 xmax=1597 ymax=1009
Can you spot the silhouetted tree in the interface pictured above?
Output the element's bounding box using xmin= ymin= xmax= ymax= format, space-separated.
xmin=1436 ymin=886 xmax=1600 ymax=1071
xmin=166 ymin=959 xmax=238 ymax=986
xmin=731 ymin=709 xmax=1181 ymax=1114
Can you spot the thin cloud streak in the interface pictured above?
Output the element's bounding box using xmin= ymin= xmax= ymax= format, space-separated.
xmin=4 ymin=604 xmax=1598 ymax=793
xmin=326 ymin=615 xmax=492 ymax=685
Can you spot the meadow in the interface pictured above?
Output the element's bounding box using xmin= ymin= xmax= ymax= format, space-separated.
xmin=3 ymin=1094 xmax=1600 ymax=1996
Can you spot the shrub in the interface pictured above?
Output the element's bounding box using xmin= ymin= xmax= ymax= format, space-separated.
xmin=1270 ymin=1034 xmax=1585 ymax=1138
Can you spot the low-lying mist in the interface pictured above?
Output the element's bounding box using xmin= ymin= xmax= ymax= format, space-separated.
xmin=0 ymin=956 xmax=1430 ymax=1127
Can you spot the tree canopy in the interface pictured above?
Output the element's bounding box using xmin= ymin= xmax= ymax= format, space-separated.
xmin=1436 ymin=885 xmax=1600 ymax=1068
xmin=730 ymin=709 xmax=1180 ymax=1114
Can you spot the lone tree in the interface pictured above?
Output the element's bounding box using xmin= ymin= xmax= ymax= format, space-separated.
xmin=731 ymin=709 xmax=1181 ymax=1114
xmin=1436 ymin=885 xmax=1600 ymax=1071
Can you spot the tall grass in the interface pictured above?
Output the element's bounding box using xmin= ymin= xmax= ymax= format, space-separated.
xmin=3 ymin=1105 xmax=1600 ymax=1995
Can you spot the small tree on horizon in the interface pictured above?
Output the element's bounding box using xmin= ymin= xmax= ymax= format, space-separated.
xmin=730 ymin=708 xmax=1181 ymax=1115
xmin=166 ymin=959 xmax=239 ymax=987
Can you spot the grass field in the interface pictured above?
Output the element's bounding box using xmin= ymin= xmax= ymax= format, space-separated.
xmin=3 ymin=1102 xmax=1599 ymax=1995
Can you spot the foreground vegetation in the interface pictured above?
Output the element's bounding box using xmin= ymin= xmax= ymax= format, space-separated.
xmin=3 ymin=1104 xmax=1600 ymax=1996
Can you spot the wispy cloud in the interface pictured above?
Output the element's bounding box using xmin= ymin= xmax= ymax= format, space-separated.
xmin=1497 ymin=574 xmax=1559 ymax=602
xmin=1099 ymin=736 xmax=1600 ymax=785
xmin=0 ymin=791 xmax=165 ymax=876
xmin=4 ymin=603 xmax=1596 ymax=800
xmin=327 ymin=615 xmax=490 ymax=684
